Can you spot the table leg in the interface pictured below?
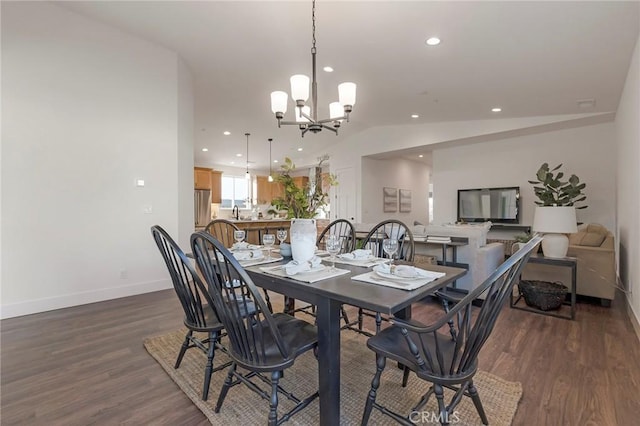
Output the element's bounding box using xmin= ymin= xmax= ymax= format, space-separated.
xmin=570 ymin=262 xmax=577 ymax=320
xmin=315 ymin=297 xmax=341 ymax=426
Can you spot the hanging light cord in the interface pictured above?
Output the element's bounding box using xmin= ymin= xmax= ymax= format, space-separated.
xmin=245 ymin=133 xmax=250 ymax=175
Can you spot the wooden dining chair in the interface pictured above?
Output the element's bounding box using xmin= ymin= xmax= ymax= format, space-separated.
xmin=191 ymin=231 xmax=320 ymax=426
xmin=360 ymin=236 xmax=542 ymax=425
xmin=204 ymin=219 xmax=239 ymax=248
xmin=150 ymin=225 xmax=231 ymax=401
xmin=206 ymin=218 xmax=274 ymax=312
xmin=344 ymin=219 xmax=414 ymax=336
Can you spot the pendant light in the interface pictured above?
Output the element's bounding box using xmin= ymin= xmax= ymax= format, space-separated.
xmin=268 ymin=138 xmax=274 ymax=182
xmin=245 ymin=133 xmax=250 ymax=180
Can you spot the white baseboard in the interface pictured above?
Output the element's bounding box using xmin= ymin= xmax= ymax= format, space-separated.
xmin=0 ymin=279 xmax=172 ymax=320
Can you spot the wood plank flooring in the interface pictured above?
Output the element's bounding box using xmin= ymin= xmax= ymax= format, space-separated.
xmin=2 ymin=290 xmax=639 ymax=425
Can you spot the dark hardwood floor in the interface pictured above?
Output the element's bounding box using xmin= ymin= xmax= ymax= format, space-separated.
xmin=2 ymin=289 xmax=639 ymax=425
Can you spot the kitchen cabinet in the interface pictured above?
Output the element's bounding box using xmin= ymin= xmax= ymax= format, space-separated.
xmin=292 ymin=176 xmax=309 ymax=189
xmin=194 ymin=167 xmax=212 ymax=190
xmin=211 ymin=171 xmax=222 ymax=203
xmin=256 ymin=176 xmax=285 ymax=204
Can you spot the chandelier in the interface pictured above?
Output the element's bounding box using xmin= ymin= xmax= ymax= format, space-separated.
xmin=270 ymin=0 xmax=356 ymax=137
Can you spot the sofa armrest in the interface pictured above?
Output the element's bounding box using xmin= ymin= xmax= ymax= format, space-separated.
xmin=475 ymin=243 xmax=505 ymax=284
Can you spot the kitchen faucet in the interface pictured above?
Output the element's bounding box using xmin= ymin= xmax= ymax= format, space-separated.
xmin=232 ymin=205 xmax=239 ymax=220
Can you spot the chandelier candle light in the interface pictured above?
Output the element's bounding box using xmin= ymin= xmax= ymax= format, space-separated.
xmin=270 ymin=0 xmax=356 ymax=136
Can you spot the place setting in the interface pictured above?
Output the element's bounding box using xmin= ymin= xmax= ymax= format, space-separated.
xmin=260 ymin=234 xmax=350 ymax=283
xmin=229 ymin=230 xmax=283 ymax=267
xmin=351 ymin=238 xmax=446 ymax=290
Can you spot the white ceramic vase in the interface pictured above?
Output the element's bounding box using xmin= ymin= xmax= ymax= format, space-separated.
xmin=290 ymin=218 xmax=317 ymax=263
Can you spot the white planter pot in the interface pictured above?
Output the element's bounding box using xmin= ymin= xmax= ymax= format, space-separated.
xmin=290 ymin=218 xmax=317 ymax=263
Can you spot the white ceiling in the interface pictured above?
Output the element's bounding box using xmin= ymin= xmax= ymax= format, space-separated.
xmin=58 ymin=1 xmax=639 ymax=171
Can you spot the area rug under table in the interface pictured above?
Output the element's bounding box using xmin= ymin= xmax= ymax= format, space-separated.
xmin=144 ymin=329 xmax=522 ymax=425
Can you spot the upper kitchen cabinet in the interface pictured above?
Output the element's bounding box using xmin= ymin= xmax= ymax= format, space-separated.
xmin=211 ymin=171 xmax=222 ymax=203
xmin=194 ymin=167 xmax=212 ymax=190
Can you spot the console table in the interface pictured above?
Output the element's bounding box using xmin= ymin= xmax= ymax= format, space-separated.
xmin=510 ymin=254 xmax=577 ymax=320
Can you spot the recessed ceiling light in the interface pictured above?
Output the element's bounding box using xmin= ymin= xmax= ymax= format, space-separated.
xmin=411 ymin=114 xmax=419 ymax=118
xmin=426 ymin=37 xmax=441 ymax=46
xmin=230 ymin=161 xmax=235 ymax=165
xmin=223 ymin=131 xmax=231 ymax=136
xmin=236 ymin=153 xmax=242 ymax=157
xmin=491 ymin=107 xmax=502 ymax=112
xmin=418 ymin=154 xmax=424 ymax=158
xmin=323 ymin=66 xmax=333 ymax=72
xmin=273 ymin=160 xmax=278 ymax=163
xmin=201 ymin=148 xmax=208 ymax=152
xmin=297 ymin=147 xmax=303 ymax=152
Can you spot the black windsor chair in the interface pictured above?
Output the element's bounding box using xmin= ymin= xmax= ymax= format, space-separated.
xmin=360 ymin=236 xmax=542 ymax=425
xmin=150 ymin=225 xmax=231 ymax=401
xmin=191 ymin=231 xmax=319 ymax=426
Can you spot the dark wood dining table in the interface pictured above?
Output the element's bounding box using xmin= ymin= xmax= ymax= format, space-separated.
xmin=245 ymin=261 xmax=467 ymax=426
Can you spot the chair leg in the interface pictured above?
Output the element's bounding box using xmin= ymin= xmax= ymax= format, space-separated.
xmin=175 ymin=330 xmax=192 ymax=369
xmin=375 ymin=313 xmax=382 ymax=334
xmin=268 ymin=371 xmax=281 ymax=426
xmin=202 ymin=331 xmax=217 ymax=401
xmin=401 ymin=366 xmax=410 ymax=387
xmin=468 ymin=380 xmax=489 ymax=425
xmin=433 ymin=384 xmax=449 ymax=425
xmin=357 ymin=308 xmax=364 ymax=331
xmin=361 ymin=354 xmax=386 ymax=426
xmin=441 ymin=298 xmax=457 ymax=341
xmin=340 ymin=306 xmax=350 ymax=326
xmin=215 ymin=363 xmax=236 ymax=413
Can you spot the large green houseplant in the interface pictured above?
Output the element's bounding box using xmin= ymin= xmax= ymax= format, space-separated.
xmin=270 ymin=156 xmax=337 ymax=219
xmin=528 ymin=163 xmax=587 ymax=209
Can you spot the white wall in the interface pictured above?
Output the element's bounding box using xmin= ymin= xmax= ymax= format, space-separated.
xmin=615 ymin=34 xmax=640 ymax=326
xmin=329 ymin=113 xmax=612 ymax=223
xmin=177 ymin=58 xmax=195 ymax=249
xmin=431 ymin=123 xmax=617 ymax=231
xmin=361 ymin=157 xmax=430 ymax=225
xmin=1 ymin=2 xmax=193 ymax=318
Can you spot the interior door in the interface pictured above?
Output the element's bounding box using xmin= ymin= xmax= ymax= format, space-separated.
xmin=335 ymin=167 xmax=356 ymax=221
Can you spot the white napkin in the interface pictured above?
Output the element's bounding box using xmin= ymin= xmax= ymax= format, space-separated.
xmin=232 ymin=250 xmax=263 ymax=261
xmin=375 ymin=264 xmax=419 ymax=278
xmin=284 ymin=256 xmax=322 ymax=275
xmin=338 ymin=249 xmax=372 ymax=260
xmin=232 ymin=242 xmax=261 ymax=250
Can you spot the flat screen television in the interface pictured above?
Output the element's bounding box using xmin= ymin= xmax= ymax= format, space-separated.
xmin=457 ymin=187 xmax=520 ymax=224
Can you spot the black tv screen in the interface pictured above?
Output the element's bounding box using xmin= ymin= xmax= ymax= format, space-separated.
xmin=457 ymin=187 xmax=520 ymax=224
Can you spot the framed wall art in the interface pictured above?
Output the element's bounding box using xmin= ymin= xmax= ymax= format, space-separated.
xmin=383 ymin=187 xmax=398 ymax=212
xmin=399 ymin=189 xmax=412 ymax=212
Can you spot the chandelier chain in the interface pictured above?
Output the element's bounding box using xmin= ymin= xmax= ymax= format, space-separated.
xmin=311 ymin=0 xmax=316 ymax=51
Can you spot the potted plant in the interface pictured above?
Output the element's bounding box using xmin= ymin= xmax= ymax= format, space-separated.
xmin=528 ymin=163 xmax=587 ymax=209
xmin=270 ymin=156 xmax=337 ymax=219
xmin=270 ymin=156 xmax=337 ymax=262
xmin=527 ymin=163 xmax=586 ymax=258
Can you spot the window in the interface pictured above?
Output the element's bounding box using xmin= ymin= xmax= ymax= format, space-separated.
xmin=221 ymin=175 xmax=250 ymax=209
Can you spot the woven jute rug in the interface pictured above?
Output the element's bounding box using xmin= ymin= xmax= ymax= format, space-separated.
xmin=144 ymin=329 xmax=522 ymax=425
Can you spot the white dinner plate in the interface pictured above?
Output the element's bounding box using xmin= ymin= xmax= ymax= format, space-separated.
xmin=373 ymin=264 xmax=424 ymax=281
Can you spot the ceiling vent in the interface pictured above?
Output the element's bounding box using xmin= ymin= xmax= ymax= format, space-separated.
xmin=576 ymin=98 xmax=595 ymax=109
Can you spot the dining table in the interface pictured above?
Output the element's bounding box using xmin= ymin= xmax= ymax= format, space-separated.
xmin=245 ymin=260 xmax=467 ymax=426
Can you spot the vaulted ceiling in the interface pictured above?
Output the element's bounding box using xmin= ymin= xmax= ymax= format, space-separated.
xmin=59 ymin=1 xmax=639 ymax=170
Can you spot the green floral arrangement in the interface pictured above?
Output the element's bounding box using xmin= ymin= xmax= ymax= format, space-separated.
xmin=270 ymin=157 xmax=337 ymax=219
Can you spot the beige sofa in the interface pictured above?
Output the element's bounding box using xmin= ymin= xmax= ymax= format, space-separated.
xmin=521 ymin=223 xmax=617 ymax=306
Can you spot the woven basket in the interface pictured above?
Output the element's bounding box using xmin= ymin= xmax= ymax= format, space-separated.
xmin=517 ymin=280 xmax=568 ymax=311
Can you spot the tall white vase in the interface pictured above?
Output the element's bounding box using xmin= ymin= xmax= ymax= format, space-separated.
xmin=290 ymin=218 xmax=317 ymax=263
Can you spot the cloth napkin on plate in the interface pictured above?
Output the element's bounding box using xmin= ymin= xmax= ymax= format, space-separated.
xmin=232 ymin=242 xmax=261 ymax=250
xmin=284 ymin=256 xmax=322 ymax=276
xmin=338 ymin=249 xmax=372 ymax=260
xmin=374 ymin=263 xmax=445 ymax=280
xmin=232 ymin=250 xmax=263 ymax=261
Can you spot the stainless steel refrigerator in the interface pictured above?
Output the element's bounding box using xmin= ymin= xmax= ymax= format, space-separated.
xmin=194 ymin=189 xmax=211 ymax=227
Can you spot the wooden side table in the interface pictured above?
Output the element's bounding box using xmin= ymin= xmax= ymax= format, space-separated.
xmin=510 ymin=254 xmax=577 ymax=320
